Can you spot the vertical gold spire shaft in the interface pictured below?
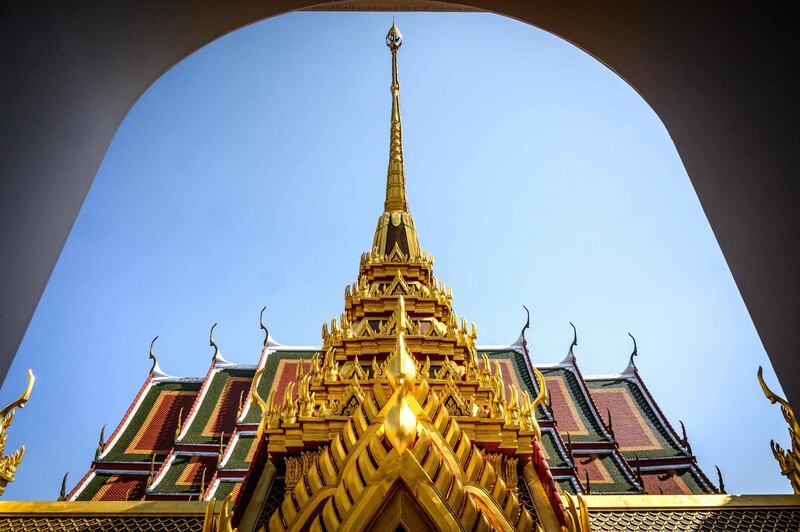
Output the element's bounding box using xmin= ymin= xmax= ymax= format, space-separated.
xmin=385 ymin=25 xmax=407 ymax=212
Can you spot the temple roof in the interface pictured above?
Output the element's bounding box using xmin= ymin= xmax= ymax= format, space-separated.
xmin=58 ymin=24 xmax=728 ymax=532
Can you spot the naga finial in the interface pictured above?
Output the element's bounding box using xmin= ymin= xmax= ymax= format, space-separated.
xmin=520 ymin=305 xmax=531 ymax=347
xmin=210 ymin=323 xmax=219 ymax=360
xmin=529 ymin=367 xmax=548 ymax=439
xmin=0 ymin=369 xmax=35 ymax=497
xmin=679 ymin=420 xmax=693 ymax=455
xmin=251 ymin=367 xmax=269 ymax=439
xmin=259 ymin=306 xmax=269 ymax=346
xmin=95 ymin=424 xmax=106 ymax=460
xmin=149 ymin=336 xmax=159 ymax=374
xmin=568 ymin=322 xmax=578 ymax=359
xmin=757 ymin=365 xmax=800 ymax=493
xmin=715 ymin=465 xmax=726 ymax=494
xmin=625 ymin=332 xmax=638 ymax=372
xmin=57 ymin=472 xmax=68 ymax=501
xmin=583 ymin=469 xmax=591 ymax=495
xmin=606 ymin=407 xmax=615 ymax=440
xmin=146 ymin=454 xmax=156 ymax=488
xmin=218 ymin=432 xmax=226 ymax=465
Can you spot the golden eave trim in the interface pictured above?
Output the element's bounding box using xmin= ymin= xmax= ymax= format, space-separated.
xmin=0 ymin=500 xmax=208 ymax=515
xmin=578 ymin=494 xmax=800 ymax=511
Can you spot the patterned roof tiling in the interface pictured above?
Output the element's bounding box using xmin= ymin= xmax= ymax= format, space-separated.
xmin=243 ymin=350 xmax=316 ymax=424
xmin=181 ymin=369 xmax=254 ymax=444
xmin=101 ymin=381 xmax=200 ymax=462
xmin=586 ymin=377 xmax=685 ymax=459
xmin=541 ymin=367 xmax=607 ymax=442
xmin=73 ymin=474 xmax=147 ymax=502
xmin=481 ymin=349 xmax=553 ymax=420
xmin=481 ymin=349 xmax=535 ymax=394
xmin=641 ymin=468 xmax=711 ymax=495
xmin=589 ymin=508 xmax=800 ymax=531
xmin=221 ymin=434 xmax=256 ymax=470
xmin=540 ymin=429 xmax=571 ymax=469
xmin=210 ymin=481 xmax=241 ymax=501
xmin=574 ymin=453 xmax=640 ymax=494
xmin=150 ymin=455 xmax=218 ymax=495
xmin=557 ymin=477 xmax=581 ymax=494
xmin=0 ymin=516 xmax=206 ymax=532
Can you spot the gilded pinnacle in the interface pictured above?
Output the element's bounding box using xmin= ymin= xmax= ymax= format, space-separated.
xmin=384 ymin=24 xmax=407 ymax=213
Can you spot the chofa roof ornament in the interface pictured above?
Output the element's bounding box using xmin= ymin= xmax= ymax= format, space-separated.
xmin=622 ymin=332 xmax=638 ymax=374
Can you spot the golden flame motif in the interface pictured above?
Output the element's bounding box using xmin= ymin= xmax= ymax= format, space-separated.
xmin=385 ymin=297 xmax=417 ymax=391
xmin=384 ymin=383 xmax=417 ymax=455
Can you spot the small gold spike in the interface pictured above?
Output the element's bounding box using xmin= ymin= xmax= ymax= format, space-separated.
xmin=236 ymin=391 xmax=244 ymax=420
xmin=175 ymin=407 xmax=184 ymax=441
xmin=147 ymin=454 xmax=156 ymax=488
xmin=199 ymin=466 xmax=207 ymax=499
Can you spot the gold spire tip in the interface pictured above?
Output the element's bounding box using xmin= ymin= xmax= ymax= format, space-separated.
xmin=386 ymin=24 xmax=403 ymax=51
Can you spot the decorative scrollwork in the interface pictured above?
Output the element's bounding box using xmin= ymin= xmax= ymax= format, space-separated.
xmin=758 ymin=366 xmax=800 ymax=493
xmin=0 ymin=369 xmax=35 ymax=497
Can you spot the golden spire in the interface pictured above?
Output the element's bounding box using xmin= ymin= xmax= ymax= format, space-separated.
xmin=371 ymin=24 xmax=422 ymax=259
xmin=384 ymin=24 xmax=407 ymax=212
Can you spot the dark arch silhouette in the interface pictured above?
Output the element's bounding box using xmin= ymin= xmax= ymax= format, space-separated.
xmin=1 ymin=2 xmax=797 ymax=412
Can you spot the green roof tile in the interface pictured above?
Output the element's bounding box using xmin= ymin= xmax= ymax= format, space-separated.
xmin=102 ymin=381 xmax=201 ymax=462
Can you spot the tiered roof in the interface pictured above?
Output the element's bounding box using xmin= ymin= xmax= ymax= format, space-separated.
xmin=69 ymin=322 xmax=716 ymax=505
xmin=65 ymin=23 xmax=720 ymax=532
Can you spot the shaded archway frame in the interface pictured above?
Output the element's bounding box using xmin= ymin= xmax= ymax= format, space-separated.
xmin=1 ymin=1 xmax=798 ymax=413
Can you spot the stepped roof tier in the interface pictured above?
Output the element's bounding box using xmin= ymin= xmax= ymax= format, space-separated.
xmin=4 ymin=24 xmax=800 ymax=532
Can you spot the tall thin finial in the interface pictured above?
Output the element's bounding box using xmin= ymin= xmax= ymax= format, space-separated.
xmin=57 ymin=472 xmax=68 ymax=501
xmin=679 ymin=420 xmax=693 ymax=455
xmin=623 ymin=332 xmax=638 ymax=373
xmin=716 ymin=465 xmax=726 ymax=494
xmin=210 ymin=323 xmax=220 ymax=360
xmin=568 ymin=322 xmax=578 ymax=358
xmin=384 ymin=24 xmax=407 ymax=212
xmin=149 ymin=336 xmax=159 ymax=373
xmin=259 ymin=306 xmax=269 ymax=346
xmin=606 ymin=407 xmax=615 ymax=440
xmin=520 ymin=305 xmax=531 ymax=346
xmin=95 ymin=424 xmax=106 ymax=460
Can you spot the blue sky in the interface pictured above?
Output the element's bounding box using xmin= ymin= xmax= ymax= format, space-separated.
xmin=0 ymin=12 xmax=790 ymax=499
